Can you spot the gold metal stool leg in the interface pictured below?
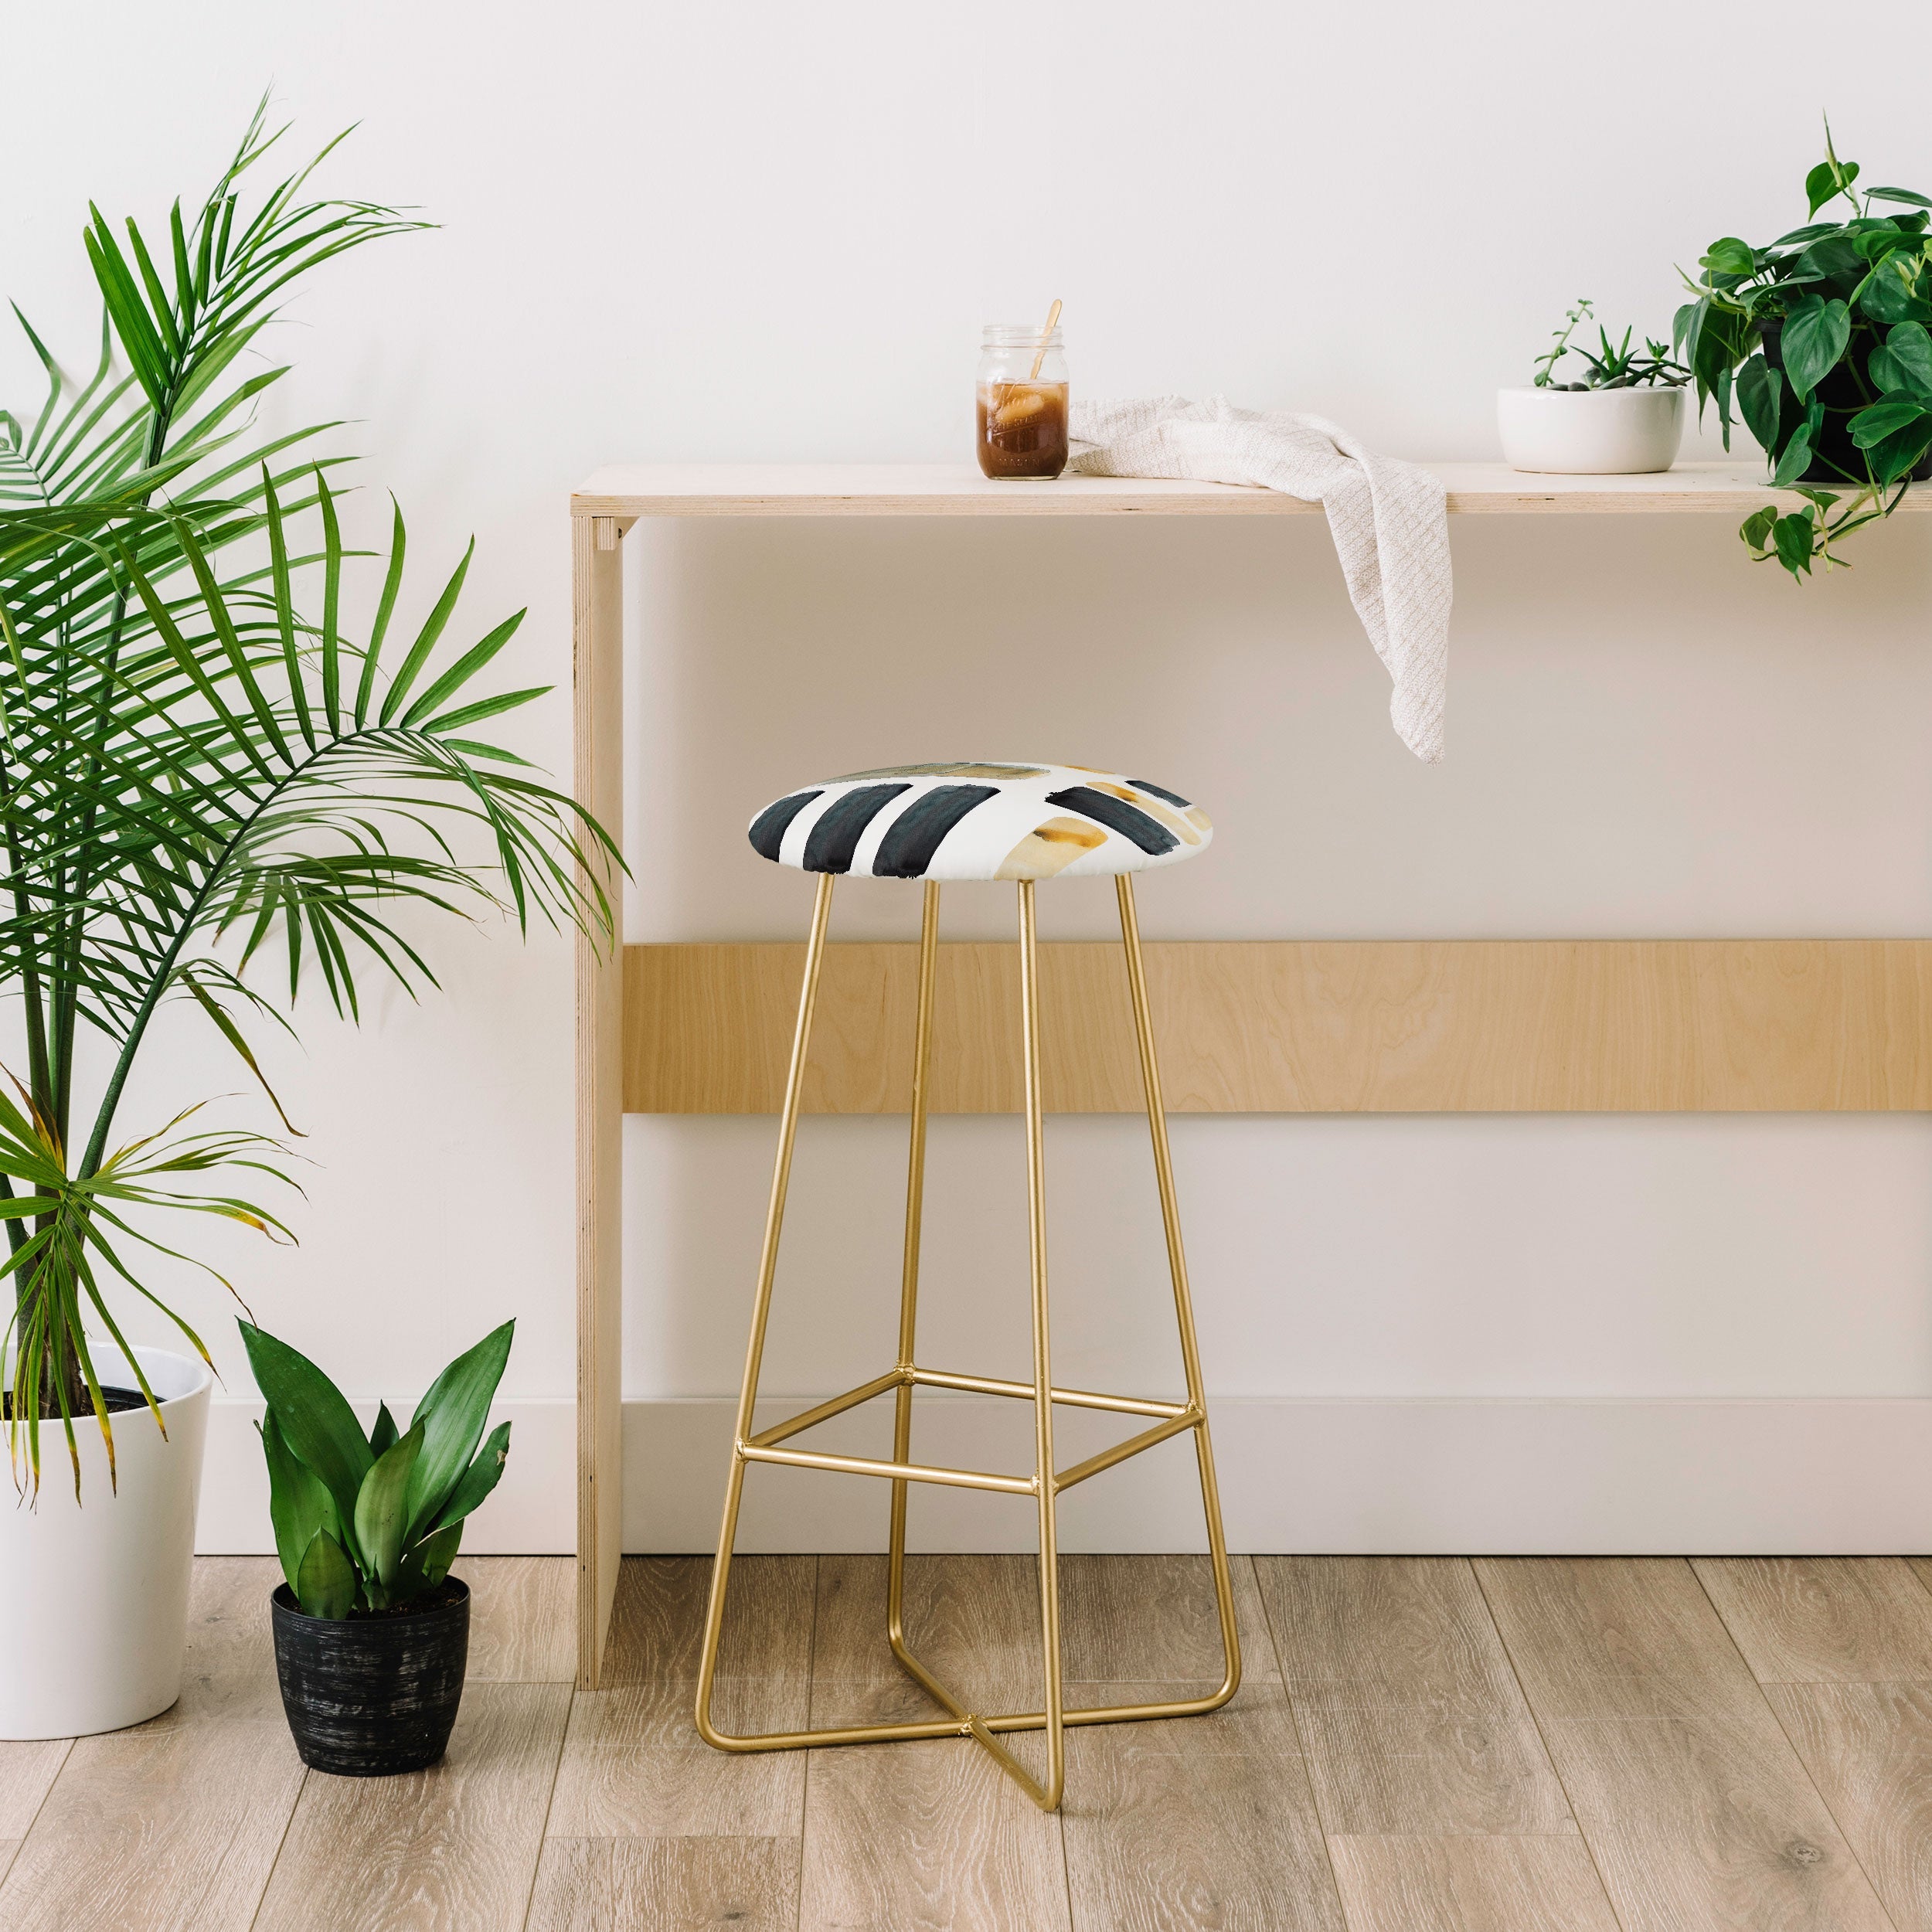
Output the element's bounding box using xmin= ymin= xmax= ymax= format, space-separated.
xmin=693 ymin=866 xmax=1239 ymax=1815
xmin=694 ymin=871 xmax=836 ymax=1749
xmin=1116 ymin=874 xmax=1243 ymax=1707
xmin=1011 ymin=877 xmax=1066 ymax=1810
xmin=886 ymin=883 xmax=952 ymax=1708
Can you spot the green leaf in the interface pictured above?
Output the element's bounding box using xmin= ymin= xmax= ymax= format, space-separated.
xmin=352 ymin=1419 xmax=424 ymax=1595
xmin=1852 ymin=226 xmax=1908 ymax=262
xmin=239 ymin=1322 xmax=373 ymax=1538
xmin=1772 ymin=426 xmax=1815 ymax=488
xmin=1773 ymin=510 xmax=1816 ymax=577
xmin=404 ymin=1321 xmax=514 ymax=1537
xmin=1807 ymin=162 xmax=1844 ymax=219
xmin=1868 ymin=187 xmax=1932 ymax=209
xmin=369 ymin=1401 xmax=399 ymax=1458
xmin=1672 ymin=299 xmax=1699 ymax=361
xmin=1860 ymin=260 xmax=1928 ymax=324
xmin=1792 ymin=236 xmax=1865 ymax=285
xmin=1702 ymin=237 xmax=1756 ymax=277
xmin=399 ymin=610 xmax=526 ymax=728
xmin=296 ymin=1529 xmax=359 ymax=1618
xmin=378 ymin=539 xmax=474 ymax=725
xmin=413 ymin=1521 xmax=463 ymax=1590
xmin=431 ymin=1419 xmax=512 ymax=1532
xmin=1850 ymin=398 xmax=1931 ymax=448
xmin=356 ymin=495 xmax=407 ymax=726
xmin=1779 ymin=296 xmax=1852 ymax=402
xmin=1869 ymin=416 xmax=1932 ymax=484
xmin=1740 ymin=505 xmax=1778 ymax=552
xmin=259 ymin=1411 xmax=339 ymax=1597
xmin=1883 ymin=320 xmax=1932 ymax=389
xmin=1736 ymin=355 xmax=1784 ymax=454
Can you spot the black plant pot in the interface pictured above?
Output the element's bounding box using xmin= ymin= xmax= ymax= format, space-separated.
xmin=270 ymin=1578 xmax=469 ymax=1776
xmin=1760 ymin=321 xmax=1932 ymax=485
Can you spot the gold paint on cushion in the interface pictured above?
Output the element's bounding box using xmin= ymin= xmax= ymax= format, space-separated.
xmin=833 ymin=762 xmax=1047 ymax=781
xmin=995 ymin=815 xmax=1107 ymax=880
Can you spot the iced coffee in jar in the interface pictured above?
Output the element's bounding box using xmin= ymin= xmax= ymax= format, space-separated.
xmin=976 ymin=321 xmax=1068 ymax=479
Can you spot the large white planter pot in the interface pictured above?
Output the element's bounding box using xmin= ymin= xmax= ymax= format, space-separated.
xmin=1497 ymin=385 xmax=1685 ymax=474
xmin=0 ymin=1347 xmax=210 ymax=1737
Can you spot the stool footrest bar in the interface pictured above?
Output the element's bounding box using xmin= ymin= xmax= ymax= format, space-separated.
xmin=696 ymin=1681 xmax=1240 ymax=1757
xmin=738 ymin=1440 xmax=1036 ymax=1494
xmin=910 ymin=1367 xmax=1188 ymax=1419
xmin=747 ymin=1368 xmax=1189 ymax=1455
xmin=1054 ymin=1408 xmax=1202 ymax=1492
xmin=746 ymin=1370 xmax=904 ymax=1448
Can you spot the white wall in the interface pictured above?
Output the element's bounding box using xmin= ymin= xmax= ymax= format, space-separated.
xmin=7 ymin=1 xmax=1932 ymax=1553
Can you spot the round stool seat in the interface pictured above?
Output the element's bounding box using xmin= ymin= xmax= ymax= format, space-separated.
xmin=747 ymin=761 xmax=1212 ymax=882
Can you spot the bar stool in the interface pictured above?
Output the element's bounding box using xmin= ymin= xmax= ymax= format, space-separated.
xmin=695 ymin=760 xmax=1240 ymax=1813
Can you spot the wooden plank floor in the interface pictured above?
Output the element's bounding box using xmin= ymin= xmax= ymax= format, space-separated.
xmin=6 ymin=1553 xmax=1930 ymax=1929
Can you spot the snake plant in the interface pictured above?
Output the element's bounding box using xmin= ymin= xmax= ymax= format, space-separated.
xmin=0 ymin=107 xmax=614 ymax=1495
xmin=243 ymin=1319 xmax=512 ymax=1615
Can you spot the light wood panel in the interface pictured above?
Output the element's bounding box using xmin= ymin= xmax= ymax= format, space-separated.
xmin=253 ymin=1682 xmax=570 ymax=1932
xmin=155 ymin=1556 xmax=287 ymax=1727
xmin=1325 ymin=1835 xmax=1621 ymax=1932
xmin=572 ymin=460 xmax=1932 ymax=519
xmin=452 ymin=1556 xmax=577 ymax=1684
xmin=527 ymin=1835 xmax=801 ymax=1930
xmin=549 ymin=1558 xmax=815 ymax=1838
xmin=799 ymin=1736 xmax=1072 ymax=1932
xmin=1475 ymin=1556 xmax=1893 ymax=1932
xmin=0 ymin=1723 xmax=304 ymax=1932
xmin=1698 ymin=1556 xmax=1932 ymax=1929
xmin=0 ymin=1739 xmax=66 ymax=1886
xmin=1257 ymin=1556 xmax=1575 ymax=1837
xmin=1057 ymin=1553 xmax=1275 ymax=1685
xmin=574 ymin=512 xmax=625 ymax=1692
xmin=808 ymin=1554 xmax=1274 ymax=1727
xmin=1764 ymin=1682 xmax=1932 ymax=1932
xmin=810 ymin=1553 xmax=1043 ymax=1729
xmin=1060 ymin=1680 xmax=1345 ymax=1932
xmin=0 ymin=1559 xmax=304 ymax=1932
xmin=1696 ymin=1556 xmax=1932 ymax=1683
xmin=20 ymin=1553 xmax=1932 ymax=1927
xmin=626 ymin=937 xmax=1932 ymax=1114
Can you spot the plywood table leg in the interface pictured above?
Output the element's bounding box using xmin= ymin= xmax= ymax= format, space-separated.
xmin=574 ymin=512 xmax=627 ymax=1689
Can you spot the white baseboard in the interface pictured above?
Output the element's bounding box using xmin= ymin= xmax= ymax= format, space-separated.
xmin=197 ymin=1393 xmax=1932 ymax=1556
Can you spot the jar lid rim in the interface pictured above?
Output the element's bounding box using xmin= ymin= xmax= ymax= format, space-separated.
xmin=982 ymin=324 xmax=1064 ymax=342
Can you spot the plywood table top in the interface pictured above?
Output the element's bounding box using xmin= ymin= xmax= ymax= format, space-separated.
xmin=570 ymin=460 xmax=1920 ymax=519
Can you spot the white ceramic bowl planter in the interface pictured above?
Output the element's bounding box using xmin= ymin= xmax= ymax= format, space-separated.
xmin=1496 ymin=386 xmax=1685 ymax=474
xmin=0 ymin=1347 xmax=210 ymax=1738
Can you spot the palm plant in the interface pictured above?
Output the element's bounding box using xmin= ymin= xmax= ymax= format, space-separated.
xmin=0 ymin=110 xmax=614 ymax=1494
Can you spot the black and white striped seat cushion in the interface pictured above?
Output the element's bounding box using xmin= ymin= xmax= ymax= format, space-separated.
xmin=747 ymin=763 xmax=1212 ymax=882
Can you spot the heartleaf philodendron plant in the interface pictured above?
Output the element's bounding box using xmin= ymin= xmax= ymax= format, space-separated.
xmin=1675 ymin=122 xmax=1932 ymax=577
xmin=0 ymin=107 xmax=616 ymax=1496
xmin=243 ymin=1320 xmax=512 ymax=1617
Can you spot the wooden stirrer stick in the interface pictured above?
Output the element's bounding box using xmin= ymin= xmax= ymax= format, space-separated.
xmin=1028 ymin=298 xmax=1063 ymax=382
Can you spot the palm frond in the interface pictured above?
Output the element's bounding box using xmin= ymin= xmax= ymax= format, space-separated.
xmin=0 ymin=108 xmax=612 ymax=1496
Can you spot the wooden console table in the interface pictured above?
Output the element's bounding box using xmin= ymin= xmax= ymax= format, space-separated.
xmin=569 ymin=461 xmax=1932 ymax=1686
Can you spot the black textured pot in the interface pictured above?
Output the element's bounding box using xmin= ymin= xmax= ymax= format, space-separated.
xmin=270 ymin=1578 xmax=469 ymax=1776
xmin=1760 ymin=321 xmax=1932 ymax=485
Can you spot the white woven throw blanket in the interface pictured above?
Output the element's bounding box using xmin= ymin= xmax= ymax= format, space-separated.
xmin=1068 ymin=396 xmax=1451 ymax=763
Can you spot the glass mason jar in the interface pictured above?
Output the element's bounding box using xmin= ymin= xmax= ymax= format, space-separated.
xmin=976 ymin=325 xmax=1069 ymax=479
